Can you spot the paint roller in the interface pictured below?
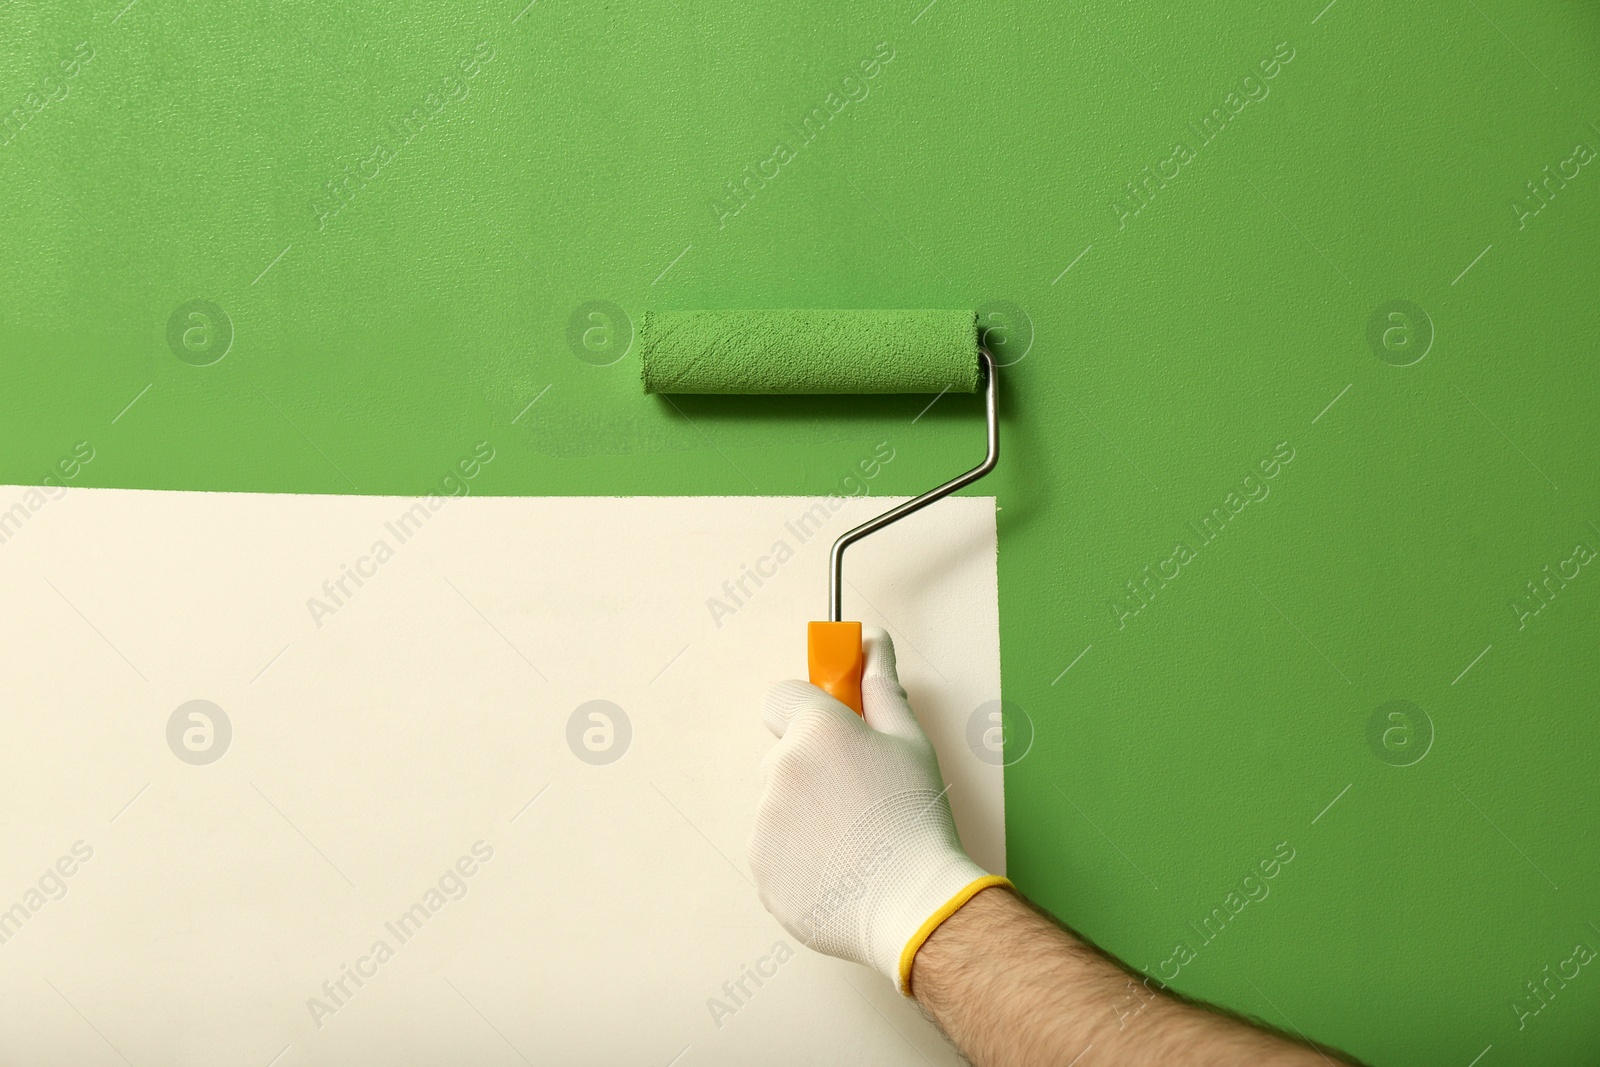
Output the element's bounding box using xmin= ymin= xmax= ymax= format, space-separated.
xmin=640 ymin=309 xmax=999 ymax=715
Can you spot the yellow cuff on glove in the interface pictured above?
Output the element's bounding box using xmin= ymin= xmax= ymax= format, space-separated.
xmin=897 ymin=874 xmax=1013 ymax=996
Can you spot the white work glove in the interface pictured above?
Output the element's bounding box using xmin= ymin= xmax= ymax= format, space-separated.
xmin=749 ymin=626 xmax=1009 ymax=995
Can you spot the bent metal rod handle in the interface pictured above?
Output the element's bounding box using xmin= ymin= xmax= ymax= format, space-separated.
xmin=809 ymin=351 xmax=999 ymax=718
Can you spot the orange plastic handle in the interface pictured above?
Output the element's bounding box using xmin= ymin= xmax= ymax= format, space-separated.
xmin=808 ymin=620 xmax=864 ymax=716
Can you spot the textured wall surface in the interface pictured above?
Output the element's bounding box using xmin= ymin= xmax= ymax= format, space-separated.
xmin=2 ymin=1 xmax=1597 ymax=1063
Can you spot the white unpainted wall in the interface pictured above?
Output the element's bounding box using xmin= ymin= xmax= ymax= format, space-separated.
xmin=0 ymin=489 xmax=1002 ymax=1065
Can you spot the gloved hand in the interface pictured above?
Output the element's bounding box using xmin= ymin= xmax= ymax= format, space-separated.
xmin=748 ymin=626 xmax=1009 ymax=995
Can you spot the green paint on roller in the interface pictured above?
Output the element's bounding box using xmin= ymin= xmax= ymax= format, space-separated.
xmin=640 ymin=310 xmax=979 ymax=394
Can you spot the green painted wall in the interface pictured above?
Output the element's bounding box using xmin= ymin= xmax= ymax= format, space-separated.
xmin=3 ymin=1 xmax=1597 ymax=1061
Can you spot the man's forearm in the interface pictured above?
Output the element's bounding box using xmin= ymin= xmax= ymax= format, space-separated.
xmin=911 ymin=886 xmax=1350 ymax=1067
